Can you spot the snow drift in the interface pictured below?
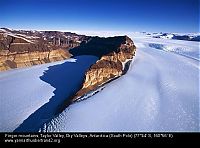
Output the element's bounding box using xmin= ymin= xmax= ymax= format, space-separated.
xmin=41 ymin=35 xmax=199 ymax=132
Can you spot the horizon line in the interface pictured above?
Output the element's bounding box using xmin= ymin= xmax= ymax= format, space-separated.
xmin=1 ymin=27 xmax=199 ymax=37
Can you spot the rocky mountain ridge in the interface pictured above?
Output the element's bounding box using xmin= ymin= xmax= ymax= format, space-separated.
xmin=0 ymin=28 xmax=137 ymax=113
xmin=69 ymin=36 xmax=136 ymax=102
xmin=0 ymin=28 xmax=88 ymax=71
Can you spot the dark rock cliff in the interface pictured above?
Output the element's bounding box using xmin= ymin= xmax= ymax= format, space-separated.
xmin=69 ymin=36 xmax=136 ymax=102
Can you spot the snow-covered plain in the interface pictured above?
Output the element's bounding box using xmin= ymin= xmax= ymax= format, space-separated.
xmin=0 ymin=56 xmax=98 ymax=132
xmin=0 ymin=33 xmax=199 ymax=132
xmin=42 ymin=35 xmax=199 ymax=132
xmin=133 ymin=36 xmax=199 ymax=61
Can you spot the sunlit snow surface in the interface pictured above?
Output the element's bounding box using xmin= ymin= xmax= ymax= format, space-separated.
xmin=0 ymin=56 xmax=98 ymax=132
xmin=0 ymin=33 xmax=199 ymax=132
xmin=42 ymin=35 xmax=199 ymax=132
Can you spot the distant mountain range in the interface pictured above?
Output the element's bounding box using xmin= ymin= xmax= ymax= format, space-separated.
xmin=150 ymin=32 xmax=200 ymax=42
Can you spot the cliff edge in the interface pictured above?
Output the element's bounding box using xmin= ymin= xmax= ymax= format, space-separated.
xmin=70 ymin=36 xmax=136 ymax=102
xmin=0 ymin=28 xmax=86 ymax=71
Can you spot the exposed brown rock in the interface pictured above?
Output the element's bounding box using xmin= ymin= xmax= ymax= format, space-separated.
xmin=0 ymin=49 xmax=70 ymax=71
xmin=72 ymin=36 xmax=136 ymax=101
xmin=0 ymin=28 xmax=88 ymax=71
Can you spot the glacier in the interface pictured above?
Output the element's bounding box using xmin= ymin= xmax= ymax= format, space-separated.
xmin=0 ymin=33 xmax=199 ymax=132
xmin=42 ymin=34 xmax=199 ymax=132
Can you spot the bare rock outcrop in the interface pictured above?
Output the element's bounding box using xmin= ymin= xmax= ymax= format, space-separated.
xmin=0 ymin=28 xmax=88 ymax=71
xmin=71 ymin=36 xmax=136 ymax=101
xmin=0 ymin=49 xmax=70 ymax=71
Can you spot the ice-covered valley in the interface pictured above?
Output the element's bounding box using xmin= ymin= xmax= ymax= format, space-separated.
xmin=0 ymin=33 xmax=199 ymax=132
xmin=0 ymin=56 xmax=98 ymax=132
xmin=42 ymin=36 xmax=199 ymax=132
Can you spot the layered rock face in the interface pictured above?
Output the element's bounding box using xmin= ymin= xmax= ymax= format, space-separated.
xmin=0 ymin=49 xmax=70 ymax=71
xmin=71 ymin=36 xmax=136 ymax=101
xmin=0 ymin=28 xmax=88 ymax=71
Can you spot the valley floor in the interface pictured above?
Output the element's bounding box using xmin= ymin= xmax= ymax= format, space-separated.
xmin=42 ymin=37 xmax=199 ymax=132
xmin=0 ymin=36 xmax=199 ymax=132
xmin=0 ymin=56 xmax=98 ymax=132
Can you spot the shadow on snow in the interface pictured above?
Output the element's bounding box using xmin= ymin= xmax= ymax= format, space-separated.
xmin=14 ymin=55 xmax=98 ymax=132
